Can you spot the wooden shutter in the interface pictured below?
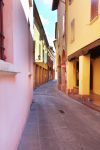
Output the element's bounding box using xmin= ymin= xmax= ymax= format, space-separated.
xmin=91 ymin=0 xmax=98 ymax=20
xmin=69 ymin=0 xmax=72 ymax=5
xmin=0 ymin=0 xmax=5 ymax=60
xmin=29 ymin=0 xmax=32 ymax=7
xmin=71 ymin=19 xmax=75 ymax=42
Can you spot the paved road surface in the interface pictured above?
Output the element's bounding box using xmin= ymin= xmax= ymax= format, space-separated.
xmin=18 ymin=81 xmax=100 ymax=150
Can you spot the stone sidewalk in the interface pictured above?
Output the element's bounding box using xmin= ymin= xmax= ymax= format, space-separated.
xmin=18 ymin=81 xmax=100 ymax=150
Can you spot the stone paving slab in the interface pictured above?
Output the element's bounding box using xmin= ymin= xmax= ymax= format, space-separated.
xmin=18 ymin=81 xmax=100 ymax=150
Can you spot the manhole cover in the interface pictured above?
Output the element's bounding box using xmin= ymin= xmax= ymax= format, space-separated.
xmin=59 ymin=110 xmax=65 ymax=113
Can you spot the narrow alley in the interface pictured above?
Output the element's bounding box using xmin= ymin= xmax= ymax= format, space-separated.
xmin=18 ymin=81 xmax=100 ymax=150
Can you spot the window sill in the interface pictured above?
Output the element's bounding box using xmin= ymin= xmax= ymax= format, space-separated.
xmin=89 ymin=15 xmax=99 ymax=25
xmin=0 ymin=60 xmax=20 ymax=75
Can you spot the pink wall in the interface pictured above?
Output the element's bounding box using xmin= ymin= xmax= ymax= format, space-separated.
xmin=3 ymin=0 xmax=13 ymax=62
xmin=0 ymin=0 xmax=33 ymax=149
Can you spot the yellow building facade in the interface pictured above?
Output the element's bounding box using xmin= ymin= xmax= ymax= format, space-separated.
xmin=33 ymin=2 xmax=49 ymax=89
xmin=53 ymin=0 xmax=100 ymax=102
xmin=66 ymin=0 xmax=100 ymax=98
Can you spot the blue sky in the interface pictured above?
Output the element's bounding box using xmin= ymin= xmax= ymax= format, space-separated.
xmin=34 ymin=0 xmax=57 ymax=48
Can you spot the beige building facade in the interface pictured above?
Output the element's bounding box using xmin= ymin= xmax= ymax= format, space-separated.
xmin=33 ymin=2 xmax=53 ymax=89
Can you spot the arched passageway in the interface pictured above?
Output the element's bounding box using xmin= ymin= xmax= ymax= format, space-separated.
xmin=61 ymin=50 xmax=66 ymax=92
xmin=57 ymin=55 xmax=61 ymax=90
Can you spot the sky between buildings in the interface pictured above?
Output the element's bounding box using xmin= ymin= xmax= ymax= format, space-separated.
xmin=34 ymin=0 xmax=57 ymax=49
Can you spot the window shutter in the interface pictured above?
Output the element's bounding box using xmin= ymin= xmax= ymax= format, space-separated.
xmin=29 ymin=0 xmax=32 ymax=7
xmin=0 ymin=0 xmax=5 ymax=60
xmin=71 ymin=19 xmax=75 ymax=42
xmin=69 ymin=0 xmax=72 ymax=5
xmin=91 ymin=0 xmax=98 ymax=20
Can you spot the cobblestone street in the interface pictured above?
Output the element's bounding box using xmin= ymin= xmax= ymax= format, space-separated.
xmin=18 ymin=81 xmax=100 ymax=150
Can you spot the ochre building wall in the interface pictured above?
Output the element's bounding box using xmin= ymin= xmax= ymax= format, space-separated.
xmin=67 ymin=0 xmax=100 ymax=56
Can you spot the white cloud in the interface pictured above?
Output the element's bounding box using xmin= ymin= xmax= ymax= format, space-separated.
xmin=40 ymin=15 xmax=49 ymax=26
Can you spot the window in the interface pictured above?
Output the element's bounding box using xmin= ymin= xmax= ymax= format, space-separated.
xmin=69 ymin=0 xmax=73 ymax=5
xmin=0 ymin=0 xmax=5 ymax=60
xmin=43 ymin=49 xmax=44 ymax=61
xmin=71 ymin=19 xmax=75 ymax=43
xmin=38 ymin=44 xmax=41 ymax=60
xmin=40 ymin=29 xmax=43 ymax=40
xmin=29 ymin=0 xmax=32 ymax=7
xmin=91 ymin=0 xmax=98 ymax=20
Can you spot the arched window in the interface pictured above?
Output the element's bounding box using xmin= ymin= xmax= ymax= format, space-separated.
xmin=0 ymin=0 xmax=5 ymax=60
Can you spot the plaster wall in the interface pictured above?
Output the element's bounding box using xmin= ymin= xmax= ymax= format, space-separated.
xmin=93 ymin=57 xmax=100 ymax=95
xmin=0 ymin=0 xmax=33 ymax=149
xmin=67 ymin=0 xmax=100 ymax=56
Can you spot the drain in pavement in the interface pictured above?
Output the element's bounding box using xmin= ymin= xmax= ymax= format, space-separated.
xmin=59 ymin=110 xmax=65 ymax=113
